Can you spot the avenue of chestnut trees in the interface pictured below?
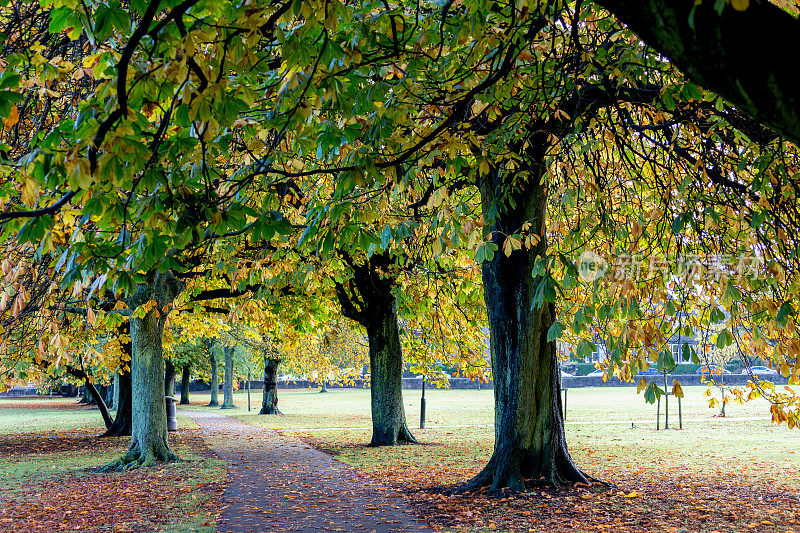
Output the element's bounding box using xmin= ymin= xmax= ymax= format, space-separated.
xmin=2 ymin=0 xmax=800 ymax=490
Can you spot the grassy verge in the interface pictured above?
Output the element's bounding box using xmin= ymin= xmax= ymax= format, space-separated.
xmin=0 ymin=398 xmax=224 ymax=532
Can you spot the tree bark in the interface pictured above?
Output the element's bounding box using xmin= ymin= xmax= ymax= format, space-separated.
xmin=102 ymin=272 xmax=182 ymax=470
xmin=593 ymin=0 xmax=800 ymax=146
xmin=207 ymin=338 xmax=220 ymax=407
xmin=113 ymin=372 xmax=120 ymax=411
xmin=180 ymin=365 xmax=191 ymax=405
xmin=102 ymin=368 xmax=132 ymax=437
xmin=65 ymin=367 xmax=112 ymax=428
xmin=105 ymin=378 xmax=115 ymax=410
xmin=336 ymin=255 xmax=416 ymax=446
xmin=164 ymin=359 xmax=176 ymax=397
xmin=221 ymin=346 xmax=236 ymax=409
xmin=260 ymin=356 xmax=281 ymax=414
xmin=465 ymin=157 xmax=588 ymax=491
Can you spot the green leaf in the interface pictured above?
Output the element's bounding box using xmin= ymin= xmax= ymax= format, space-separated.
xmin=547 ymin=321 xmax=565 ymax=342
xmin=777 ymin=302 xmax=794 ymax=328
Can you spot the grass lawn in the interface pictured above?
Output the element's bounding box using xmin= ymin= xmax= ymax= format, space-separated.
xmin=183 ymin=385 xmax=800 ymax=532
xmin=0 ymin=398 xmax=224 ymax=532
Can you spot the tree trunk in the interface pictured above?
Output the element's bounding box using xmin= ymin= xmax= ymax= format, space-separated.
xmin=102 ymin=368 xmax=132 ymax=437
xmin=221 ymin=346 xmax=236 ymax=409
xmin=180 ymin=365 xmax=191 ymax=405
xmin=80 ymin=385 xmax=95 ymax=404
xmin=320 ymin=381 xmax=328 ymax=393
xmin=65 ymin=366 xmax=111 ymax=428
xmin=464 ymin=160 xmax=588 ymax=491
xmin=105 ymin=378 xmax=115 ymax=410
xmin=335 ymin=252 xmax=416 ymax=446
xmin=207 ymin=339 xmax=219 ymax=407
xmin=85 ymin=381 xmax=112 ymax=428
xmin=102 ymin=273 xmax=182 ymax=470
xmin=164 ymin=359 xmax=176 ymax=397
xmin=260 ymin=356 xmax=281 ymax=414
xmin=365 ymin=299 xmax=416 ymax=446
xmin=113 ymin=372 xmax=120 ymax=411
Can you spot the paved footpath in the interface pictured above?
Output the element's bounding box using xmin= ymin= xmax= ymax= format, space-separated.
xmin=182 ymin=410 xmax=433 ymax=533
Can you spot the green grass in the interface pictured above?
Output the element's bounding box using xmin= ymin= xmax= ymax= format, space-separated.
xmin=0 ymin=397 xmax=108 ymax=434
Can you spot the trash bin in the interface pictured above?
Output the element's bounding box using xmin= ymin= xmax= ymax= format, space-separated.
xmin=165 ymin=395 xmax=178 ymax=432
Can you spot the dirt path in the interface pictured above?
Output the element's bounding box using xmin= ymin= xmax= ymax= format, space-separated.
xmin=181 ymin=410 xmax=433 ymax=533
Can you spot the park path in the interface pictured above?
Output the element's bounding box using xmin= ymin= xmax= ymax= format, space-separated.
xmin=181 ymin=409 xmax=433 ymax=533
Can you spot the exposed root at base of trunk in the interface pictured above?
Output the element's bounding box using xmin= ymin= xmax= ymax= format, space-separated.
xmin=460 ymin=453 xmax=597 ymax=493
xmin=369 ymin=424 xmax=419 ymax=446
xmin=259 ymin=407 xmax=282 ymax=415
xmin=99 ymin=442 xmax=178 ymax=472
xmin=179 ymin=400 xmax=190 ymax=405
xmin=220 ymin=404 xmax=237 ymax=409
xmin=206 ymin=402 xmax=219 ymax=407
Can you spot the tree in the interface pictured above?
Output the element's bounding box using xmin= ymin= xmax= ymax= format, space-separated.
xmin=592 ymin=0 xmax=800 ymax=145
xmin=179 ymin=364 xmax=191 ymax=405
xmin=220 ymin=346 xmax=236 ymax=409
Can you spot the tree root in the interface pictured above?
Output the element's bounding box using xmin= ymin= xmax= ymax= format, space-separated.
xmin=99 ymin=442 xmax=178 ymax=472
xmin=369 ymin=423 xmax=419 ymax=446
xmin=259 ymin=407 xmax=282 ymax=415
xmin=459 ymin=453 xmax=601 ymax=493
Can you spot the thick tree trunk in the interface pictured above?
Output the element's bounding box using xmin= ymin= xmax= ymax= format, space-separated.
xmin=102 ymin=273 xmax=182 ymax=470
xmin=365 ymin=300 xmax=416 ymax=446
xmin=164 ymin=360 xmax=176 ymax=397
xmin=221 ymin=346 xmax=236 ymax=409
xmin=180 ymin=365 xmax=191 ymax=405
xmin=207 ymin=339 xmax=220 ymax=407
xmin=465 ymin=161 xmax=588 ymax=491
xmin=102 ymin=368 xmax=132 ymax=437
xmin=260 ymin=356 xmax=281 ymax=414
xmin=335 ymin=252 xmax=416 ymax=446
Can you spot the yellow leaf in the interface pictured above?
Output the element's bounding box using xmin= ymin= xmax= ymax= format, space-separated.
xmin=3 ymin=105 xmax=19 ymax=128
xmin=672 ymin=380 xmax=684 ymax=398
xmin=626 ymin=491 xmax=640 ymax=498
xmin=636 ymin=377 xmax=647 ymax=394
xmin=21 ymin=177 xmax=38 ymax=205
xmin=731 ymin=0 xmax=749 ymax=10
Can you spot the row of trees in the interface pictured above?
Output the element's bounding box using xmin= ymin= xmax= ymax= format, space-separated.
xmin=2 ymin=0 xmax=800 ymax=489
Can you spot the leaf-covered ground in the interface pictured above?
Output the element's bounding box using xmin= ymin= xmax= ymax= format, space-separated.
xmin=0 ymin=399 xmax=225 ymax=532
xmin=217 ymin=387 xmax=800 ymax=532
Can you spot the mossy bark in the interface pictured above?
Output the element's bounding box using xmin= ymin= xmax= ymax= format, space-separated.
xmin=179 ymin=365 xmax=191 ymax=405
xmin=260 ymin=356 xmax=281 ymax=414
xmin=221 ymin=346 xmax=236 ymax=409
xmin=335 ymin=252 xmax=416 ymax=447
xmin=102 ymin=272 xmax=182 ymax=470
xmin=464 ymin=158 xmax=588 ymax=491
xmin=102 ymin=368 xmax=132 ymax=437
